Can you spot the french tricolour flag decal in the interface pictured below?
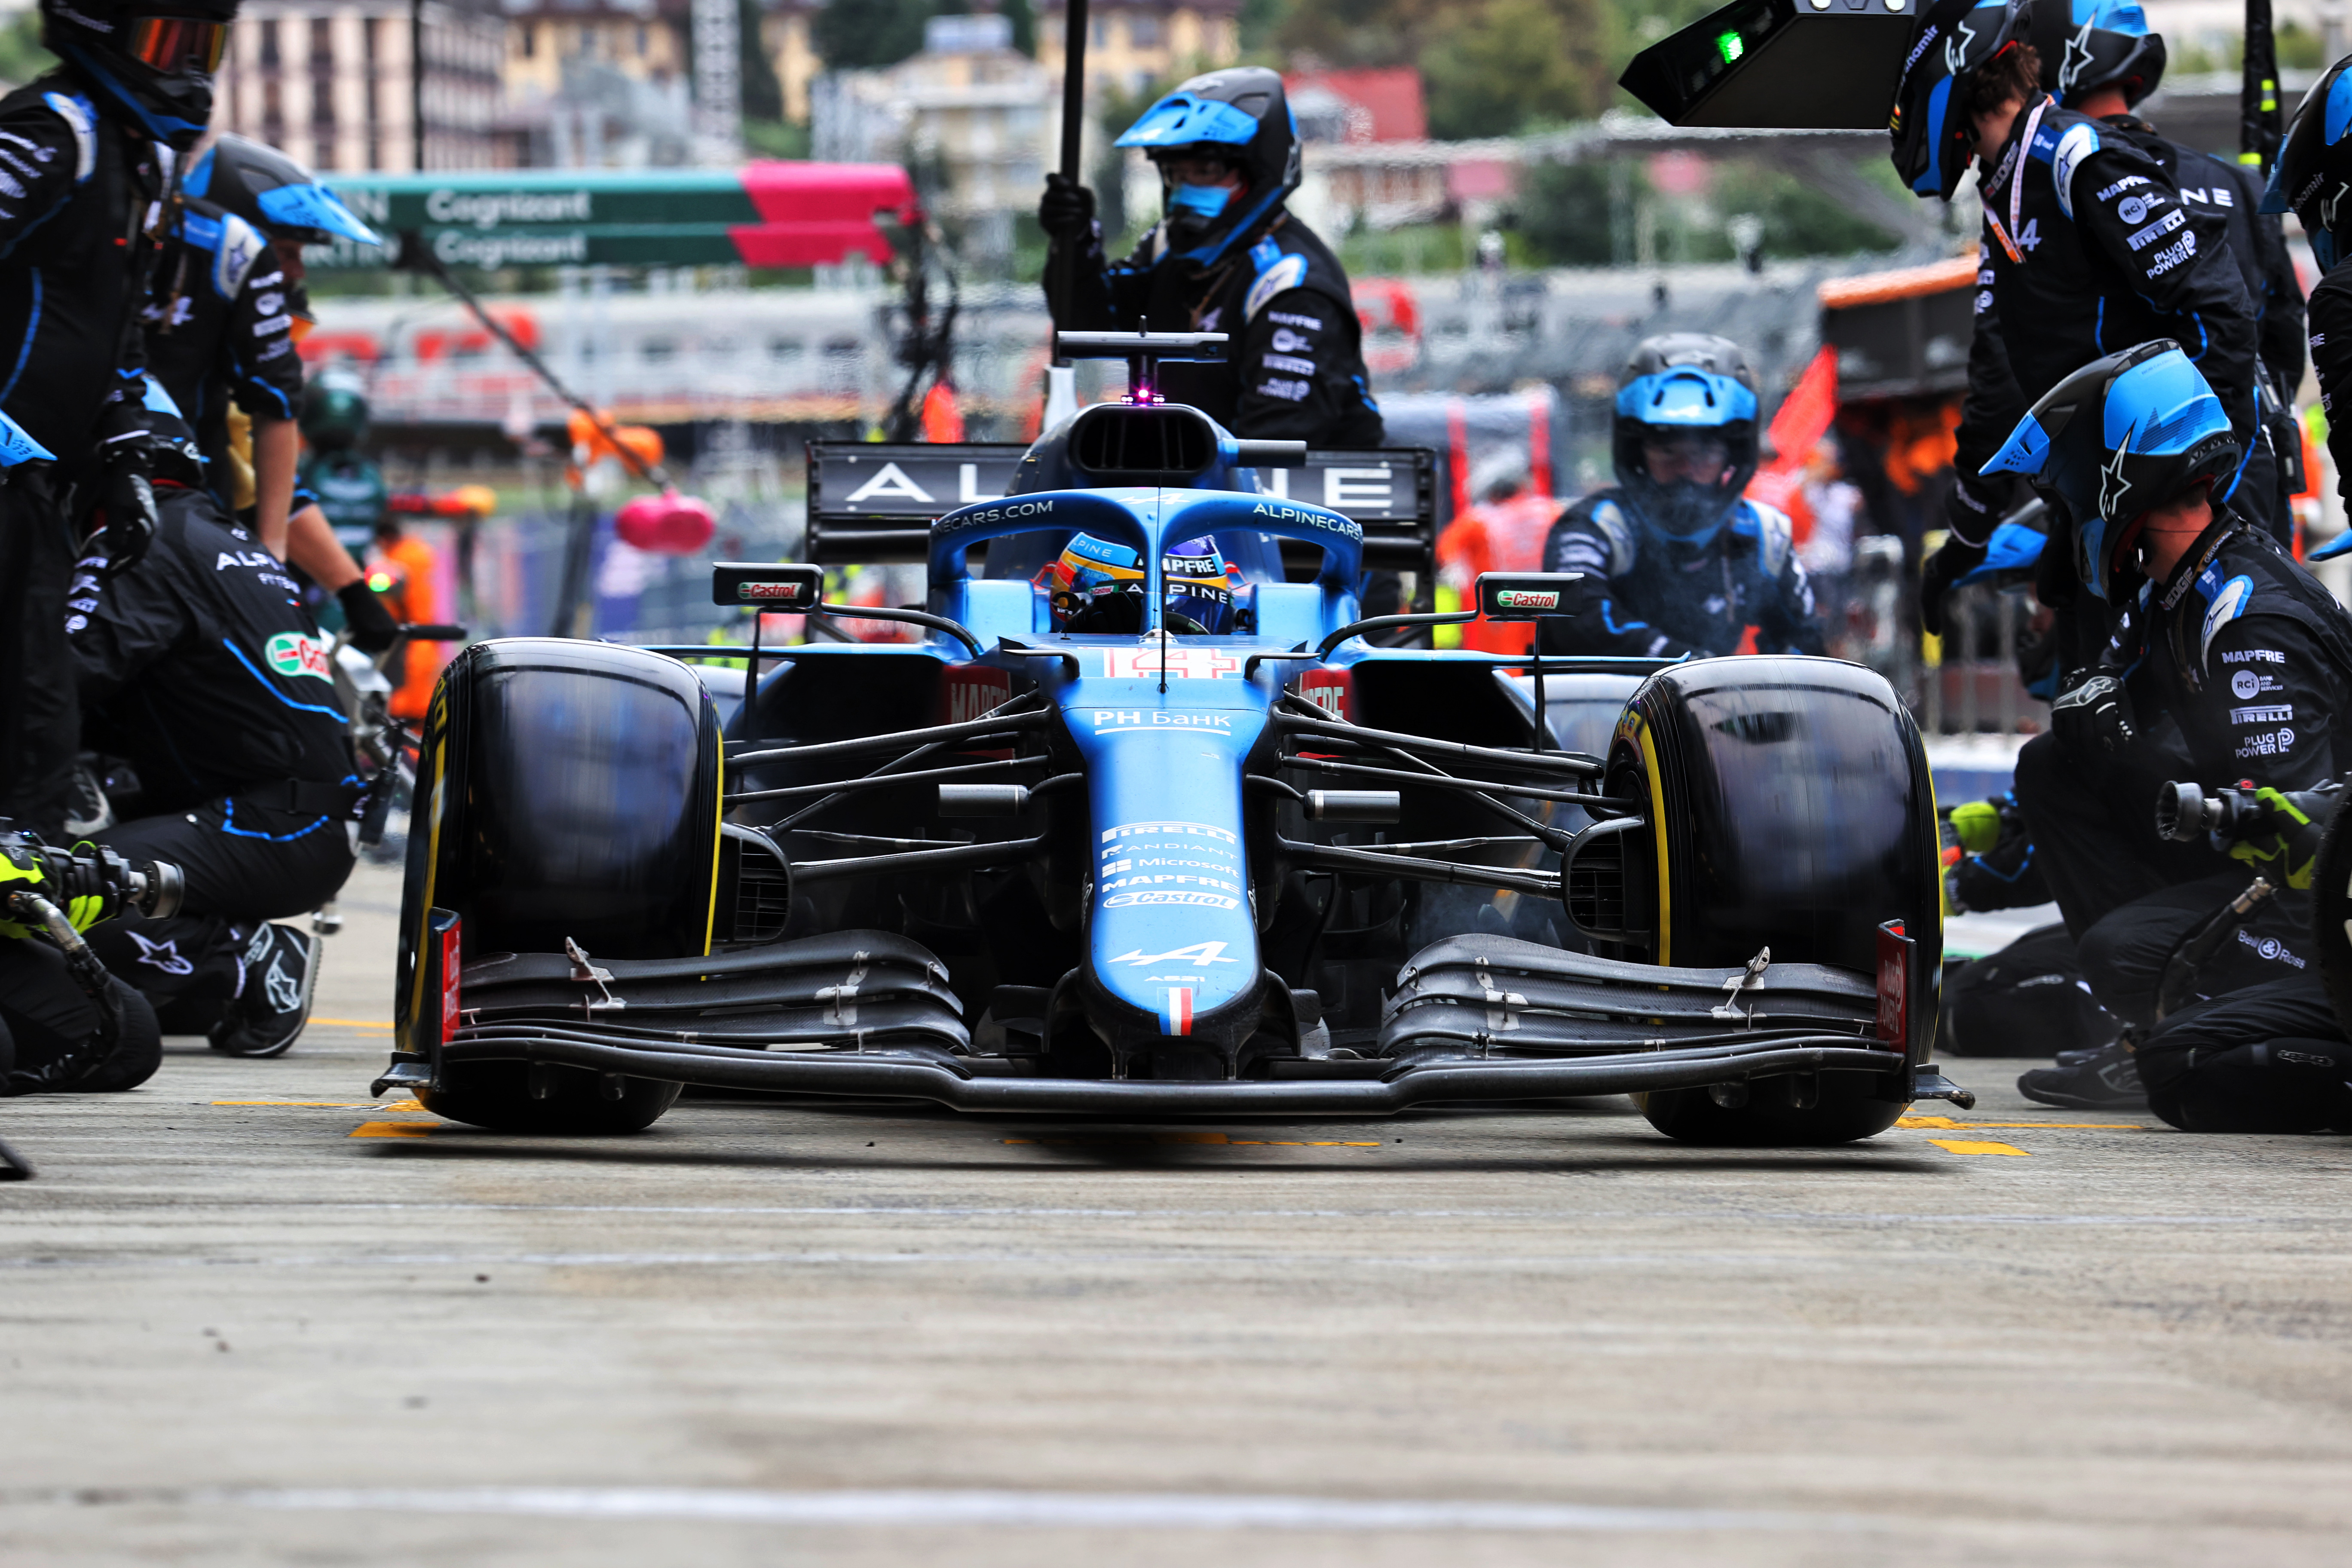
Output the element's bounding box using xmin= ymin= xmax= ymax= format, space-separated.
xmin=1160 ymin=987 xmax=1194 ymax=1037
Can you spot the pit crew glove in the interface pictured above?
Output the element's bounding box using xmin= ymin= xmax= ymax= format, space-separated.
xmin=1944 ymin=470 xmax=2004 ymax=547
xmin=1038 ymin=173 xmax=1096 ymax=243
xmin=2050 ymin=670 xmax=2136 ymax=756
xmin=1918 ymin=536 xmax=1988 ymax=639
xmin=337 ymin=580 xmax=401 ymax=655
xmin=2226 ymin=785 xmax=2324 ymax=890
xmin=90 ymin=462 xmax=158 ymax=582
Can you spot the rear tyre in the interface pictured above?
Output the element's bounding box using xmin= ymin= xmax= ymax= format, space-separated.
xmin=402 ymin=639 xmax=723 ymax=1134
xmin=1609 ymin=657 xmax=1939 ymax=1146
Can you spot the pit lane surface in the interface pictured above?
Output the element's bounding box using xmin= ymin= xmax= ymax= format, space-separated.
xmin=4 ymin=862 xmax=2351 ymax=1566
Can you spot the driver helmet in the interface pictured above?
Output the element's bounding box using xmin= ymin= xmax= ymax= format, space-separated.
xmin=1612 ymin=333 xmax=1759 ymax=548
xmin=1889 ymin=0 xmax=2032 ymax=201
xmin=184 ymin=134 xmax=382 ymax=248
xmin=2040 ymin=0 xmax=2166 ymax=110
xmin=1043 ymin=533 xmax=1236 ymax=634
xmin=1115 ymin=66 xmax=1302 ymax=270
xmin=300 ymin=366 xmax=370 ymax=451
xmin=1981 ymin=340 xmax=2240 ymax=603
xmin=41 ymin=0 xmax=236 ymax=150
xmin=2263 ymin=58 xmax=2352 ymax=271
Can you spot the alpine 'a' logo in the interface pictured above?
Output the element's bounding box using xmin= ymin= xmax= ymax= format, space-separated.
xmin=1111 ymin=941 xmax=1240 ymax=967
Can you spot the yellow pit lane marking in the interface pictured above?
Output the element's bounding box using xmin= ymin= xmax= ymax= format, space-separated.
xmin=1927 ymin=1138 xmax=2033 ymax=1157
xmin=309 ymin=1017 xmax=397 ymax=1029
xmin=1004 ymin=1133 xmax=1383 ymax=1148
xmin=215 ymin=1099 xmax=423 ymax=1110
xmin=350 ymin=1121 xmax=442 ymax=1139
xmin=1899 ymin=1115 xmax=2142 ymax=1130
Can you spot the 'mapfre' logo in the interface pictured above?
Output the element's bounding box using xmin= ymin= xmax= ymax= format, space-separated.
xmin=1495 ymin=590 xmax=1559 ymax=611
xmin=264 ymin=631 xmax=332 ymax=682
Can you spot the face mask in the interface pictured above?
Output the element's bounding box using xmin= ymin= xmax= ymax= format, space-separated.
xmin=1169 ymin=183 xmax=1232 ymax=221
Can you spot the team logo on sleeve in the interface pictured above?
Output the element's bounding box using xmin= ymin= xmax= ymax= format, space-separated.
xmin=264 ymin=631 xmax=334 ymax=682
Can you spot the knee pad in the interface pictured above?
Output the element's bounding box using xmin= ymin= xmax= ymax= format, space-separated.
xmin=2157 ymin=1038 xmax=2352 ymax=1134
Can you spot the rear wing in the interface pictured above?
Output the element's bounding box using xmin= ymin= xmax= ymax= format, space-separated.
xmin=805 ymin=441 xmax=1438 ymax=577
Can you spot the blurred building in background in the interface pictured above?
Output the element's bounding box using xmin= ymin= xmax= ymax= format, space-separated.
xmin=217 ymin=0 xmax=508 ymax=170
xmin=812 ymin=13 xmax=1048 ymax=268
xmin=1035 ymin=0 xmax=1238 ymax=98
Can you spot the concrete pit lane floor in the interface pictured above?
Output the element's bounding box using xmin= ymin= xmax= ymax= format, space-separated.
xmin=5 ymin=862 xmax=2352 ymax=1567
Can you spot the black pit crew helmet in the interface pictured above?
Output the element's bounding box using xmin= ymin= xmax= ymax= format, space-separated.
xmin=1981 ymin=341 xmax=2240 ymax=603
xmin=1115 ymin=66 xmax=1302 ymax=270
xmin=184 ymin=133 xmax=380 ymax=246
xmin=2263 ymin=57 xmax=2352 ymax=271
xmin=2038 ymin=0 xmax=2166 ymax=110
xmin=1612 ymin=332 xmax=1760 ymax=549
xmin=1890 ymin=0 xmax=2030 ymax=201
xmin=41 ymin=0 xmax=237 ymax=150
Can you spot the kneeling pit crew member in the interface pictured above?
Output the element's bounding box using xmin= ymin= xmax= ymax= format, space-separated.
xmin=65 ymin=420 xmax=357 ymax=1059
xmin=1982 ymin=341 xmax=2352 ymax=1126
xmin=1537 ymin=333 xmax=1824 ymax=660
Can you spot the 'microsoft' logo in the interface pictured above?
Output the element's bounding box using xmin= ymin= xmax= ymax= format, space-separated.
xmin=265 ymin=631 xmax=332 ymax=682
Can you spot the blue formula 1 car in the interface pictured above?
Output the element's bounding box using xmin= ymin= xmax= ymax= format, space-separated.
xmin=375 ymin=334 xmax=1970 ymax=1144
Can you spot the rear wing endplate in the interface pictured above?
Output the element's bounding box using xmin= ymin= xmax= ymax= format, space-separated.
xmin=806 ymin=441 xmax=1437 ymax=576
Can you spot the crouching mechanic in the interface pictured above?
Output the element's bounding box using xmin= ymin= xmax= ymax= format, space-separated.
xmin=1984 ymin=341 xmax=2352 ymax=1126
xmin=64 ymin=425 xmax=357 ymax=1057
xmin=1537 ymin=334 xmax=1824 ymax=659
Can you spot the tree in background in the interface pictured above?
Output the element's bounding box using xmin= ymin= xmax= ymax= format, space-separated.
xmin=1421 ymin=0 xmax=1612 ymax=139
xmin=0 ymin=12 xmax=54 ymax=88
xmin=740 ymin=0 xmax=786 ymax=121
xmin=813 ymin=0 xmax=966 ymax=70
xmin=1507 ymin=155 xmax=1897 ymax=267
xmin=1003 ymin=0 xmax=1036 ymax=57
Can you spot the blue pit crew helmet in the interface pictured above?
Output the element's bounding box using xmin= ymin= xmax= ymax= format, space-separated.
xmin=185 ymin=134 xmax=382 ymax=248
xmin=1044 ymin=533 xmax=1236 ymax=635
xmin=1890 ymin=0 xmax=2030 ymax=201
xmin=2040 ymin=0 xmax=2166 ymax=109
xmin=2263 ymin=57 xmax=2352 ymax=271
xmin=1982 ymin=341 xmax=2240 ymax=603
xmin=1116 ymin=66 xmax=1302 ymax=269
xmin=1611 ymin=332 xmax=1760 ymax=548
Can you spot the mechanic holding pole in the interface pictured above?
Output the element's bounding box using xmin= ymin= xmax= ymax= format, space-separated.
xmin=1037 ymin=67 xmax=1385 ymax=449
xmin=1534 ymin=333 xmax=1825 ymax=659
xmin=0 ymin=0 xmax=237 ymax=840
xmin=1980 ymin=343 xmax=2352 ymax=1129
xmin=1896 ymin=0 xmax=2270 ymax=684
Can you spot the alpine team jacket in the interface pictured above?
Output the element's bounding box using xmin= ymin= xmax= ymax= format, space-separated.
xmin=2098 ymin=115 xmax=2305 ymax=401
xmin=0 ymin=73 xmax=171 ymax=485
xmin=1047 ymin=212 xmax=1385 ymax=445
xmin=144 ymin=195 xmax=306 ymax=510
xmin=1955 ymin=99 xmax=2260 ymax=524
xmin=1535 ymin=490 xmax=1827 ymax=659
xmin=2304 ymin=260 xmax=2352 ymax=511
xmin=67 ymin=487 xmax=355 ymax=815
xmin=2099 ymin=510 xmax=2352 ymax=792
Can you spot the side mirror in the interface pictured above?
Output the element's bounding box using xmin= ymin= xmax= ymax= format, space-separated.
xmin=713 ymin=562 xmax=823 ymax=609
xmin=1474 ymin=572 xmax=1583 ymax=621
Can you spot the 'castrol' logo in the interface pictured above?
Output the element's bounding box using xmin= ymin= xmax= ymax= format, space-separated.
xmin=264 ymin=631 xmax=333 ymax=682
xmin=1494 ymin=590 xmax=1559 ymax=611
xmin=738 ymin=581 xmax=809 ymax=602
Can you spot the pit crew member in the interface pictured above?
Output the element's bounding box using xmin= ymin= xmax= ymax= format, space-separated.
xmin=66 ymin=458 xmax=356 ymax=1058
xmin=0 ymin=0 xmax=236 ymax=839
xmin=2266 ymin=54 xmax=2352 ymax=530
xmin=1038 ymin=67 xmax=1383 ymax=447
xmin=1536 ymin=333 xmax=1825 ymax=660
xmin=1983 ymin=343 xmax=2352 ymax=1121
xmin=1894 ymin=0 xmax=2269 ymax=642
xmin=2049 ymin=0 xmax=2304 ymax=534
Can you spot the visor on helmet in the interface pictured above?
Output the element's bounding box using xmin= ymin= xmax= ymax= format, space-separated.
xmin=1042 ymin=533 xmax=1237 ymax=634
xmin=126 ymin=14 xmax=229 ymax=74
